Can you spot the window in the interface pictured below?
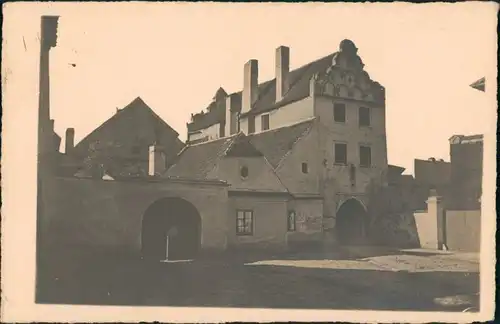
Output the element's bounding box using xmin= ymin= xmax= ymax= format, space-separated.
xmin=334 ymin=143 xmax=347 ymax=165
xmin=301 ymin=162 xmax=309 ymax=174
xmin=287 ymin=210 xmax=296 ymax=232
xmin=359 ymin=107 xmax=371 ymax=127
xmin=360 ymin=145 xmax=372 ymax=167
xmin=261 ymin=114 xmax=270 ymax=131
xmin=236 ymin=210 xmax=253 ymax=235
xmin=334 ymin=103 xmax=346 ymax=123
xmin=240 ymin=165 xmax=249 ymax=178
xmin=248 ymin=116 xmax=255 ymax=134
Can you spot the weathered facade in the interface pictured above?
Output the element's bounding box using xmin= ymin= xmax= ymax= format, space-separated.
xmin=185 ymin=40 xmax=389 ymax=244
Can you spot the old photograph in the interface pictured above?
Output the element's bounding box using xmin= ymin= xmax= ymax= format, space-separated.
xmin=1 ymin=2 xmax=497 ymax=322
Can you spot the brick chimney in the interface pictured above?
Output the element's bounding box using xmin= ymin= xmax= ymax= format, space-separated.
xmin=148 ymin=145 xmax=167 ymax=176
xmin=275 ymin=46 xmax=290 ymax=102
xmin=65 ymin=128 xmax=75 ymax=154
xmin=242 ymin=59 xmax=259 ymax=114
xmin=225 ymin=93 xmax=241 ymax=136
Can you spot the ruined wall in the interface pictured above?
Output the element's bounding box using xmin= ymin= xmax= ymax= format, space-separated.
xmin=39 ymin=177 xmax=229 ymax=256
xmin=370 ymin=212 xmax=420 ymax=248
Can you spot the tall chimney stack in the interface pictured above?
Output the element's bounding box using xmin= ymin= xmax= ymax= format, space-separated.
xmin=275 ymin=46 xmax=290 ymax=102
xmin=242 ymin=59 xmax=259 ymax=114
xmin=225 ymin=94 xmax=241 ymax=136
xmin=65 ymin=128 xmax=75 ymax=154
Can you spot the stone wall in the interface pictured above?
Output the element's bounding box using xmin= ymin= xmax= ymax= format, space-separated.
xmin=39 ymin=176 xmax=229 ymax=257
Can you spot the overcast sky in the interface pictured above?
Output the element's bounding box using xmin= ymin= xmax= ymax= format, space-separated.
xmin=4 ymin=2 xmax=497 ymax=174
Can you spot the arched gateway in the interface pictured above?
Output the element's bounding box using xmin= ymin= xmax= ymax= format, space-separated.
xmin=335 ymin=198 xmax=369 ymax=245
xmin=141 ymin=197 xmax=201 ymax=261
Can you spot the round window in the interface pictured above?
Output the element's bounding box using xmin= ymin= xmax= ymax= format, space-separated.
xmin=240 ymin=166 xmax=249 ymax=178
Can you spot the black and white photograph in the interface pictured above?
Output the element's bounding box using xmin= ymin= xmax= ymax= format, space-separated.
xmin=1 ymin=2 xmax=497 ymax=322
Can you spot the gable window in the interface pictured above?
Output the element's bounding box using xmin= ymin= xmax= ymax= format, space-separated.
xmin=359 ymin=107 xmax=371 ymax=127
xmin=334 ymin=143 xmax=347 ymax=165
xmin=236 ymin=210 xmax=253 ymax=235
xmin=248 ymin=116 xmax=256 ymax=134
xmin=287 ymin=210 xmax=296 ymax=232
xmin=301 ymin=162 xmax=309 ymax=174
xmin=240 ymin=165 xmax=249 ymax=178
xmin=360 ymin=145 xmax=372 ymax=167
xmin=334 ymin=103 xmax=346 ymax=123
xmin=261 ymin=114 xmax=270 ymax=131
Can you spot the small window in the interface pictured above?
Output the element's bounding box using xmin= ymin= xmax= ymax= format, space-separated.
xmin=240 ymin=165 xmax=249 ymax=178
xmin=261 ymin=114 xmax=270 ymax=131
xmin=248 ymin=116 xmax=255 ymax=134
xmin=360 ymin=145 xmax=372 ymax=167
xmin=334 ymin=103 xmax=346 ymax=123
xmin=359 ymin=107 xmax=371 ymax=127
xmin=301 ymin=162 xmax=308 ymax=174
xmin=236 ymin=210 xmax=253 ymax=235
xmin=287 ymin=210 xmax=296 ymax=232
xmin=334 ymin=143 xmax=347 ymax=165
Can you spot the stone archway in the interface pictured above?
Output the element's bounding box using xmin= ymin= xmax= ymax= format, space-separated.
xmin=141 ymin=197 xmax=201 ymax=261
xmin=335 ymin=198 xmax=369 ymax=245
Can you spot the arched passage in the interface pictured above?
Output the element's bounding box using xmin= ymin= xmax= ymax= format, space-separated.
xmin=335 ymin=198 xmax=369 ymax=245
xmin=141 ymin=197 xmax=201 ymax=261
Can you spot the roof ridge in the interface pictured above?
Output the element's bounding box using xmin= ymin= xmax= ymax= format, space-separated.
xmin=249 ymin=116 xmax=317 ymax=137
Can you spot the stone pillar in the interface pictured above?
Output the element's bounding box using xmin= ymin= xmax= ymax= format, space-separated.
xmin=426 ymin=190 xmax=446 ymax=250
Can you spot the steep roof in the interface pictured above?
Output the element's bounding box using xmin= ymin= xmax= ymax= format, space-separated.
xmin=165 ymin=132 xmax=263 ymax=180
xmin=248 ymin=118 xmax=316 ymax=169
xmin=74 ymin=97 xmax=181 ymax=153
xmin=187 ymin=52 xmax=336 ymax=132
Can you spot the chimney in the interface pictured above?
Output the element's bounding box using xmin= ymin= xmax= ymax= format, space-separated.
xmin=225 ymin=94 xmax=241 ymax=136
xmin=65 ymin=128 xmax=75 ymax=154
xmin=149 ymin=145 xmax=166 ymax=176
xmin=275 ymin=46 xmax=290 ymax=102
xmin=242 ymin=59 xmax=259 ymax=114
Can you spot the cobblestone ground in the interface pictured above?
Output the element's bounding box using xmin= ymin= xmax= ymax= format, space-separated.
xmin=37 ymin=247 xmax=480 ymax=311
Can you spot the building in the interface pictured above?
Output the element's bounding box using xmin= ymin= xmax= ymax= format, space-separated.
xmin=448 ymin=134 xmax=483 ymax=210
xmin=61 ymin=97 xmax=185 ymax=178
xmin=179 ymin=39 xmax=389 ymax=245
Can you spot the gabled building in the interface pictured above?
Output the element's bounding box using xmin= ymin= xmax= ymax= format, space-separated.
xmin=184 ymin=40 xmax=389 ymax=245
xmin=61 ymin=97 xmax=184 ymax=178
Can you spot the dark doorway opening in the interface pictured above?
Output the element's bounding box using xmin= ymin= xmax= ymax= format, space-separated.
xmin=336 ymin=198 xmax=369 ymax=245
xmin=141 ymin=197 xmax=201 ymax=261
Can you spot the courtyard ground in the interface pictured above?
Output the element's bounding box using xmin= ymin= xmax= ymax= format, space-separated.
xmin=37 ymin=246 xmax=479 ymax=311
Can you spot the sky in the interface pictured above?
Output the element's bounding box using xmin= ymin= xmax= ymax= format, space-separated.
xmin=4 ymin=2 xmax=498 ymax=174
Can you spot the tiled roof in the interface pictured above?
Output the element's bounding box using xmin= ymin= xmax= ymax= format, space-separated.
xmin=248 ymin=118 xmax=316 ymax=169
xmin=187 ymin=53 xmax=336 ymax=132
xmin=166 ymin=132 xmax=263 ymax=180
